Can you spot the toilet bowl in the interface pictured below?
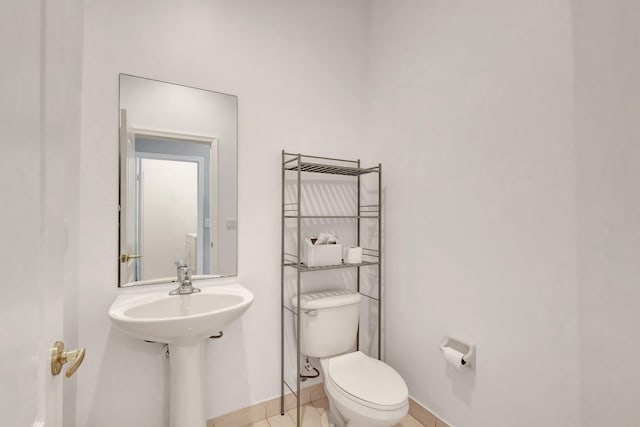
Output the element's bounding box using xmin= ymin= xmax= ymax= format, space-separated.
xmin=320 ymin=352 xmax=408 ymax=427
xmin=292 ymin=290 xmax=409 ymax=427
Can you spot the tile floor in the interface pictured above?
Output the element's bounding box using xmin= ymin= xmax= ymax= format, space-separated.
xmin=247 ymin=397 xmax=426 ymax=427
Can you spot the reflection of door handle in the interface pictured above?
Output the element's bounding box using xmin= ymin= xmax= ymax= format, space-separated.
xmin=120 ymin=253 xmax=142 ymax=263
xmin=51 ymin=341 xmax=86 ymax=378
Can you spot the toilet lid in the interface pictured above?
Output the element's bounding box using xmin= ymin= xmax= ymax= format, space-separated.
xmin=327 ymin=352 xmax=408 ymax=407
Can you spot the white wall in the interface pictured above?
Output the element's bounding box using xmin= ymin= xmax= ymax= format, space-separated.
xmin=75 ymin=1 xmax=640 ymax=426
xmin=574 ymin=0 xmax=640 ymax=425
xmin=78 ymin=0 xmax=368 ymax=425
xmin=366 ymin=1 xmax=580 ymax=426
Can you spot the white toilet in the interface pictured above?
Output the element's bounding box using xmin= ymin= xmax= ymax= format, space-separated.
xmin=292 ymin=290 xmax=408 ymax=427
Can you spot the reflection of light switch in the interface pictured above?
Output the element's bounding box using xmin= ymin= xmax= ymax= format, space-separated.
xmin=225 ymin=218 xmax=237 ymax=230
xmin=204 ymin=218 xmax=211 ymax=229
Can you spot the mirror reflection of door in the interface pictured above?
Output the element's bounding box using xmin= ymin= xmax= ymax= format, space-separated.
xmin=137 ymin=156 xmax=200 ymax=280
xmin=119 ymin=127 xmax=218 ymax=283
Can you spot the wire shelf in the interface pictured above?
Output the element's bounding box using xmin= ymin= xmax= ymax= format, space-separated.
xmin=283 ymin=215 xmax=380 ymax=219
xmin=283 ymin=260 xmax=379 ymax=272
xmin=284 ymin=161 xmax=379 ymax=176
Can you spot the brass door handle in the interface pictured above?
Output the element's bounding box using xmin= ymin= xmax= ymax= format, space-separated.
xmin=51 ymin=341 xmax=86 ymax=378
xmin=120 ymin=253 xmax=142 ymax=263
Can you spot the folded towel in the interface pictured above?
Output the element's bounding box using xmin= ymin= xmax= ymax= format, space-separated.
xmin=316 ymin=232 xmax=338 ymax=245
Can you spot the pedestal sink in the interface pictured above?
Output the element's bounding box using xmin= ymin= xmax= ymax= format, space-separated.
xmin=108 ymin=283 xmax=254 ymax=427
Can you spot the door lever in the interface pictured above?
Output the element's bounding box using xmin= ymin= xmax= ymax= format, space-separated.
xmin=51 ymin=341 xmax=86 ymax=378
xmin=119 ymin=253 xmax=142 ymax=263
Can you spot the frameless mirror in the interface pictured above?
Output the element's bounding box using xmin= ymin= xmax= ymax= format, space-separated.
xmin=118 ymin=74 xmax=237 ymax=286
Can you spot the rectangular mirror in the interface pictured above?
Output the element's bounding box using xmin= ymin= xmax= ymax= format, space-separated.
xmin=118 ymin=74 xmax=237 ymax=286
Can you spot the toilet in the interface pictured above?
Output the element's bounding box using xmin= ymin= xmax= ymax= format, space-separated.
xmin=292 ymin=290 xmax=408 ymax=427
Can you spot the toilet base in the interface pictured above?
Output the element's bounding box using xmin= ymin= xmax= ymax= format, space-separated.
xmin=329 ymin=392 xmax=408 ymax=427
xmin=319 ymin=357 xmax=408 ymax=427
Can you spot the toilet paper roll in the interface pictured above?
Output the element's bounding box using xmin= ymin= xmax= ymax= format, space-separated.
xmin=344 ymin=246 xmax=363 ymax=264
xmin=443 ymin=346 xmax=465 ymax=370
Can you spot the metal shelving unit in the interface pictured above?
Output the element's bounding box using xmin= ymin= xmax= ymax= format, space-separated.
xmin=280 ymin=151 xmax=382 ymax=426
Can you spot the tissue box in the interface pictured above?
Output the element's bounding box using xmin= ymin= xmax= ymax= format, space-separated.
xmin=302 ymin=239 xmax=343 ymax=267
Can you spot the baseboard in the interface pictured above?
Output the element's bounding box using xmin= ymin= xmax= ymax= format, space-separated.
xmin=409 ymin=397 xmax=451 ymax=427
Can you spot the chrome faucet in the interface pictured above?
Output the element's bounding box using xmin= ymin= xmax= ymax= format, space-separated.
xmin=169 ymin=260 xmax=201 ymax=295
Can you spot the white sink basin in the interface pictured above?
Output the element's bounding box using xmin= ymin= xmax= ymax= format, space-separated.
xmin=109 ymin=283 xmax=253 ymax=345
xmin=109 ymin=283 xmax=253 ymax=427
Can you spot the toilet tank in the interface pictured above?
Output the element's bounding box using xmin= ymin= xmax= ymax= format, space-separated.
xmin=291 ymin=290 xmax=361 ymax=358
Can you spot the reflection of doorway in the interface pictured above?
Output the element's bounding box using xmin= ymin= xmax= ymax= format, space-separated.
xmin=131 ymin=131 xmax=218 ymax=282
xmin=136 ymin=155 xmax=202 ymax=279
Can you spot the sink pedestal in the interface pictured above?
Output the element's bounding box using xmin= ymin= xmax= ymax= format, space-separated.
xmin=169 ymin=342 xmax=206 ymax=427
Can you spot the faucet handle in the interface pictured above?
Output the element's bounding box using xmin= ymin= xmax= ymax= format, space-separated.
xmin=175 ymin=260 xmax=187 ymax=268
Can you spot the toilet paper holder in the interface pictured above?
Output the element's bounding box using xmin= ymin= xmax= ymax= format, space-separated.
xmin=439 ymin=337 xmax=475 ymax=367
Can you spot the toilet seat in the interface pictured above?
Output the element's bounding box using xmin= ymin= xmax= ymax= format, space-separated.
xmin=325 ymin=351 xmax=408 ymax=411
